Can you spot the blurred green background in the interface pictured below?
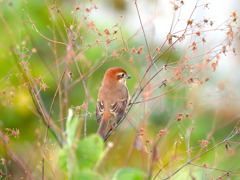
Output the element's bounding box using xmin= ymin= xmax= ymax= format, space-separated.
xmin=0 ymin=0 xmax=239 ymax=179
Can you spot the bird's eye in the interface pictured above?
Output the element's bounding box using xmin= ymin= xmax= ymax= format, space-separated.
xmin=121 ymin=73 xmax=125 ymax=77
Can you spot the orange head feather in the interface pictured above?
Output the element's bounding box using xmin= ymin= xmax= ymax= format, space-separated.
xmin=103 ymin=67 xmax=131 ymax=84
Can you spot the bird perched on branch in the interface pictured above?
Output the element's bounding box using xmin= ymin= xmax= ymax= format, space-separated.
xmin=96 ymin=67 xmax=131 ymax=139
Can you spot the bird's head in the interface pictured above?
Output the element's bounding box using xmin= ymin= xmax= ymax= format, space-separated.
xmin=103 ymin=67 xmax=131 ymax=85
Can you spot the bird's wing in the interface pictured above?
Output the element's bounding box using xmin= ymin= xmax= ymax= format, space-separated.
xmin=96 ymin=100 xmax=104 ymax=124
xmin=110 ymin=97 xmax=128 ymax=124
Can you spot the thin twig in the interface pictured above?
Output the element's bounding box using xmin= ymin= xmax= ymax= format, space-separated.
xmin=53 ymin=22 xmax=64 ymax=146
xmin=159 ymin=141 xmax=226 ymax=180
xmin=42 ymin=65 xmax=68 ymax=180
xmin=10 ymin=48 xmax=64 ymax=146
xmin=26 ymin=2 xmax=67 ymax=46
xmin=73 ymin=55 xmax=89 ymax=138
xmin=154 ymin=128 xmax=239 ymax=180
xmin=189 ymin=163 xmax=240 ymax=173
xmin=134 ymin=0 xmax=151 ymax=60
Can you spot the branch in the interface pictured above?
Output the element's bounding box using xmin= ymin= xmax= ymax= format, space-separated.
xmin=159 ymin=141 xmax=225 ymax=180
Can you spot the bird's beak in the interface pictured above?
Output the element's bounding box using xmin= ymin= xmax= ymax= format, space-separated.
xmin=126 ymin=74 xmax=131 ymax=79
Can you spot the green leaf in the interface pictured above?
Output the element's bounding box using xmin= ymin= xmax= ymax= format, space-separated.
xmin=66 ymin=108 xmax=79 ymax=146
xmin=75 ymin=134 xmax=104 ymax=170
xmin=71 ymin=170 xmax=103 ymax=180
xmin=112 ymin=168 xmax=146 ymax=180
xmin=57 ymin=146 xmax=70 ymax=174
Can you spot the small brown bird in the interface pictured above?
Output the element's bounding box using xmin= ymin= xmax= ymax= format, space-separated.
xmin=96 ymin=67 xmax=131 ymax=139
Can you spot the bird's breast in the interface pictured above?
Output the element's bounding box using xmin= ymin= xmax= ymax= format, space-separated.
xmin=98 ymin=83 xmax=128 ymax=107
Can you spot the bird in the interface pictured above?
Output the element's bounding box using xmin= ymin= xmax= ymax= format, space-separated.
xmin=96 ymin=67 xmax=131 ymax=139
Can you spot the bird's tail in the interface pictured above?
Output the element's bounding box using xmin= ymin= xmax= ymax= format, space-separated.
xmin=97 ymin=113 xmax=111 ymax=139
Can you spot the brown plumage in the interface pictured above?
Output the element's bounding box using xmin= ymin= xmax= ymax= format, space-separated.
xmin=96 ymin=67 xmax=131 ymax=139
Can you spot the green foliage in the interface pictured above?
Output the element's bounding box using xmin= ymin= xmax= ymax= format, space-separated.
xmin=57 ymin=146 xmax=69 ymax=174
xmin=66 ymin=109 xmax=79 ymax=147
xmin=112 ymin=168 xmax=146 ymax=180
xmin=58 ymin=110 xmax=146 ymax=180
xmin=58 ymin=110 xmax=104 ymax=179
xmin=58 ymin=134 xmax=104 ymax=179
xmin=71 ymin=170 xmax=103 ymax=180
xmin=75 ymin=134 xmax=104 ymax=170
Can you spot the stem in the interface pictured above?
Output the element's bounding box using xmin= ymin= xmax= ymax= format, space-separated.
xmin=42 ymin=65 xmax=68 ymax=180
xmin=73 ymin=56 xmax=89 ymax=138
xmin=156 ymin=141 xmax=226 ymax=180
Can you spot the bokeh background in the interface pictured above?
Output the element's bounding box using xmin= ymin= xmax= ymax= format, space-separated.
xmin=0 ymin=0 xmax=240 ymax=179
